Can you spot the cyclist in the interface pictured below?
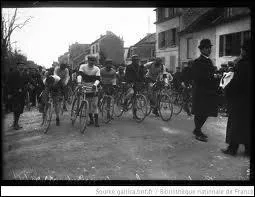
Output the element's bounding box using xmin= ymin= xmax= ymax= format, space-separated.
xmin=144 ymin=57 xmax=168 ymax=116
xmin=124 ymin=54 xmax=145 ymax=118
xmin=172 ymin=66 xmax=183 ymax=93
xmin=54 ymin=62 xmax=70 ymax=111
xmin=116 ymin=65 xmax=125 ymax=85
xmin=100 ymin=59 xmax=117 ymax=119
xmin=40 ymin=75 xmax=64 ymax=126
xmin=77 ymin=56 xmax=100 ymax=127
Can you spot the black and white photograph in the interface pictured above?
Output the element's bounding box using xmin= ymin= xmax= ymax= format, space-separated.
xmin=1 ymin=5 xmax=251 ymax=184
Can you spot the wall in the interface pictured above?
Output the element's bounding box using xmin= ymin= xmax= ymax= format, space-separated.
xmin=215 ymin=17 xmax=251 ymax=67
xmin=100 ymin=35 xmax=124 ymax=65
xmin=156 ymin=17 xmax=180 ymax=71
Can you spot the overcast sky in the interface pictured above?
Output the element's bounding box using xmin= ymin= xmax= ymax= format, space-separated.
xmin=3 ymin=8 xmax=156 ymax=68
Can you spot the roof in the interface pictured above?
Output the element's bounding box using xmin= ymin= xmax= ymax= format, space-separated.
xmin=180 ymin=8 xmax=250 ymax=35
xmin=90 ymin=31 xmax=120 ymax=46
xmin=133 ymin=33 xmax=156 ymax=47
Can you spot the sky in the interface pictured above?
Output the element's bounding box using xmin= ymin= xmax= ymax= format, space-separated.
xmin=3 ymin=8 xmax=156 ymax=68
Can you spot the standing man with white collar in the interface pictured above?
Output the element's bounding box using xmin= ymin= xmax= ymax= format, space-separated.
xmin=191 ymin=39 xmax=219 ymax=142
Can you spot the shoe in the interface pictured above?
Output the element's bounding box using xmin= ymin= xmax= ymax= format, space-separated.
xmin=193 ymin=130 xmax=208 ymax=139
xmin=221 ymin=148 xmax=237 ymax=156
xmin=56 ymin=118 xmax=60 ymax=126
xmin=194 ymin=134 xmax=208 ymax=142
xmin=14 ymin=124 xmax=23 ymax=130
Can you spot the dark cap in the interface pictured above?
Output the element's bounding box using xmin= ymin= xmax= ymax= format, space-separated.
xmin=198 ymin=39 xmax=213 ymax=49
xmin=105 ymin=58 xmax=113 ymax=63
xmin=87 ymin=56 xmax=97 ymax=61
xmin=131 ymin=54 xmax=139 ymax=60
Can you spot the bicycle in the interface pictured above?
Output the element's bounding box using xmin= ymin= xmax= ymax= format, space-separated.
xmin=41 ymin=90 xmax=65 ymax=134
xmin=70 ymin=84 xmax=90 ymax=133
xmin=169 ymin=85 xmax=192 ymax=116
xmin=144 ymin=80 xmax=173 ymax=121
xmin=98 ymin=85 xmax=115 ymax=124
xmin=114 ymin=82 xmax=148 ymax=123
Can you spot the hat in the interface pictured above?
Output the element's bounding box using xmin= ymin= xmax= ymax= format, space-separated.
xmin=87 ymin=56 xmax=97 ymax=61
xmin=105 ymin=58 xmax=113 ymax=63
xmin=131 ymin=54 xmax=139 ymax=60
xmin=198 ymin=39 xmax=213 ymax=49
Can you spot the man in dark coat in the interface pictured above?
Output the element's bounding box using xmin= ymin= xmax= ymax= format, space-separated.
xmin=191 ymin=39 xmax=219 ymax=142
xmin=124 ymin=54 xmax=145 ymax=118
xmin=6 ymin=63 xmax=30 ymax=130
xmin=221 ymin=41 xmax=251 ymax=156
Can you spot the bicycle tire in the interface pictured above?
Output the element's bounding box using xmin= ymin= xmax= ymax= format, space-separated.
xmin=79 ymin=100 xmax=89 ymax=134
xmin=42 ymin=102 xmax=53 ymax=134
xmin=170 ymin=92 xmax=183 ymax=115
xmin=101 ymin=95 xmax=114 ymax=124
xmin=70 ymin=96 xmax=80 ymax=126
xmin=133 ymin=94 xmax=147 ymax=123
xmin=159 ymin=93 xmax=173 ymax=121
xmin=113 ymin=92 xmax=125 ymax=117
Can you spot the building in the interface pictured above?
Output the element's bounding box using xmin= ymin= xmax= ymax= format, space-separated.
xmin=123 ymin=47 xmax=129 ymax=65
xmin=58 ymin=52 xmax=69 ymax=65
xmin=126 ymin=33 xmax=156 ymax=65
xmin=154 ymin=8 xmax=183 ymax=72
xmin=68 ymin=42 xmax=90 ymax=69
xmin=179 ymin=7 xmax=251 ymax=68
xmin=87 ymin=31 xmax=124 ymax=66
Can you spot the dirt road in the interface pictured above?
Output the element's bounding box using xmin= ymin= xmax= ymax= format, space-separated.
xmin=2 ymin=108 xmax=250 ymax=180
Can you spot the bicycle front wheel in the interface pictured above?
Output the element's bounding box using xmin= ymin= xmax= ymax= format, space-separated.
xmin=159 ymin=93 xmax=173 ymax=121
xmin=133 ymin=94 xmax=147 ymax=123
xmin=170 ymin=93 xmax=183 ymax=115
xmin=113 ymin=92 xmax=125 ymax=117
xmin=42 ymin=102 xmax=53 ymax=134
xmin=79 ymin=101 xmax=89 ymax=134
xmin=70 ymin=96 xmax=80 ymax=126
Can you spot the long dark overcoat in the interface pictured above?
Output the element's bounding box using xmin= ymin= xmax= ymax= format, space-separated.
xmin=224 ymin=56 xmax=251 ymax=146
xmin=6 ymin=70 xmax=29 ymax=114
xmin=191 ymin=55 xmax=219 ymax=117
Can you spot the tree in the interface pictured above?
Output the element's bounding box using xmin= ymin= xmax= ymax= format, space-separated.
xmin=1 ymin=8 xmax=33 ymax=73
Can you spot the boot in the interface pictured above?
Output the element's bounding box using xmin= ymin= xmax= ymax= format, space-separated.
xmin=193 ymin=129 xmax=208 ymax=142
xmin=221 ymin=143 xmax=238 ymax=156
xmin=94 ymin=114 xmax=99 ymax=127
xmin=88 ymin=113 xmax=94 ymax=126
xmin=13 ymin=113 xmax=23 ymax=130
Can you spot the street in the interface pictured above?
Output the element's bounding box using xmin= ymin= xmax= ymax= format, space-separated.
xmin=3 ymin=108 xmax=250 ymax=180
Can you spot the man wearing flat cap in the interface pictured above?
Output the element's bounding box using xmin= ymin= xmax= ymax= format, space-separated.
xmin=77 ymin=55 xmax=101 ymax=127
xmin=191 ymin=39 xmax=219 ymax=142
xmin=124 ymin=54 xmax=145 ymax=119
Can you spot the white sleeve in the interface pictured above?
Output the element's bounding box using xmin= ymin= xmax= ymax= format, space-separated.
xmin=94 ymin=67 xmax=100 ymax=86
xmin=64 ymin=68 xmax=70 ymax=85
xmin=77 ymin=65 xmax=84 ymax=83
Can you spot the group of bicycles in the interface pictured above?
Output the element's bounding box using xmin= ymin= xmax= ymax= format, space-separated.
xmin=40 ymin=79 xmax=193 ymax=134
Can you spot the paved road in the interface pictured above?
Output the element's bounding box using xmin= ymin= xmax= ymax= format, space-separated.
xmin=3 ymin=108 xmax=250 ymax=180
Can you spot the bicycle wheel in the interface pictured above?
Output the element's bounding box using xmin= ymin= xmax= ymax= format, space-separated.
xmin=113 ymin=92 xmax=125 ymax=117
xmin=159 ymin=93 xmax=173 ymax=121
xmin=70 ymin=96 xmax=80 ymax=126
xmin=170 ymin=92 xmax=183 ymax=115
xmin=79 ymin=100 xmax=89 ymax=133
xmin=144 ymin=95 xmax=152 ymax=116
xmin=101 ymin=95 xmax=114 ymax=124
xmin=42 ymin=102 xmax=53 ymax=134
xmin=133 ymin=94 xmax=147 ymax=123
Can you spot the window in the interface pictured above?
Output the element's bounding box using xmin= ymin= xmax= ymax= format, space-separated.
xmin=158 ymin=28 xmax=177 ymax=49
xmin=224 ymin=8 xmax=233 ymax=18
xmin=96 ymin=44 xmax=98 ymax=53
xmin=187 ymin=38 xmax=193 ymax=59
xmin=158 ymin=31 xmax=166 ymax=49
xmin=164 ymin=8 xmax=169 ymax=18
xmin=169 ymin=8 xmax=176 ymax=18
xmin=219 ymin=30 xmax=250 ymax=57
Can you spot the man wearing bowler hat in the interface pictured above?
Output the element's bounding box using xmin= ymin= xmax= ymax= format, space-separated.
xmin=191 ymin=39 xmax=219 ymax=142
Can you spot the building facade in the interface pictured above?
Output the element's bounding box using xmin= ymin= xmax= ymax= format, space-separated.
xmin=179 ymin=7 xmax=251 ymax=68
